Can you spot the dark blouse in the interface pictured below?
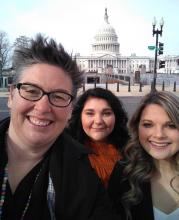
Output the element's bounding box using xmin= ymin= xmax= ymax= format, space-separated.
xmin=2 ymin=162 xmax=46 ymax=219
xmin=0 ymin=118 xmax=50 ymax=219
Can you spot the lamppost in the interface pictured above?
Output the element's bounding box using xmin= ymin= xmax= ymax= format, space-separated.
xmin=152 ymin=17 xmax=164 ymax=91
xmin=0 ymin=57 xmax=2 ymax=87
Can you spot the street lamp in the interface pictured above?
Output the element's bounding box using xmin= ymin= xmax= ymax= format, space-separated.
xmin=0 ymin=57 xmax=2 ymax=87
xmin=152 ymin=17 xmax=164 ymax=91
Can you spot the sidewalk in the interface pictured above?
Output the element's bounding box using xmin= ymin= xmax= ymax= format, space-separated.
xmin=0 ymin=91 xmax=9 ymax=97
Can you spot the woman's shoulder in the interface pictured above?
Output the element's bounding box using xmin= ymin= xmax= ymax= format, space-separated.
xmin=107 ymin=160 xmax=130 ymax=218
xmin=108 ymin=160 xmax=128 ymax=195
xmin=111 ymin=160 xmax=127 ymax=179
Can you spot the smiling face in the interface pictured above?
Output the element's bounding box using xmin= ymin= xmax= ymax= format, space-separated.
xmin=138 ymin=104 xmax=179 ymax=160
xmin=8 ymin=63 xmax=73 ymax=149
xmin=81 ymin=97 xmax=115 ymax=143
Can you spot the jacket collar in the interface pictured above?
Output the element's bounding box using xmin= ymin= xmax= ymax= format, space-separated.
xmin=56 ymin=132 xmax=92 ymax=159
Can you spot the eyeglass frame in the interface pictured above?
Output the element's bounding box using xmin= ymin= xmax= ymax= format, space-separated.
xmin=15 ymin=83 xmax=74 ymax=107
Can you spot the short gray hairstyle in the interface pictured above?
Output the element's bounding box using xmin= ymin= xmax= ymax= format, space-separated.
xmin=12 ymin=33 xmax=84 ymax=98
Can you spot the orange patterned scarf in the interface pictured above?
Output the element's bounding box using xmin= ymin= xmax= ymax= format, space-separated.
xmin=87 ymin=141 xmax=122 ymax=188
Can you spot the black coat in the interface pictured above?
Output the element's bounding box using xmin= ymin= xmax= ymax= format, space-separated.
xmin=0 ymin=118 xmax=120 ymax=220
xmin=108 ymin=162 xmax=155 ymax=220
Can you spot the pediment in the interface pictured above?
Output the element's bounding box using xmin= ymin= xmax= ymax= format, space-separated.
xmin=97 ymin=54 xmax=118 ymax=59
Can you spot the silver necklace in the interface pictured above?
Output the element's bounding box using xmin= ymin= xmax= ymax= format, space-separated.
xmin=170 ymin=174 xmax=179 ymax=196
xmin=20 ymin=167 xmax=42 ymax=220
xmin=0 ymin=165 xmax=8 ymax=218
xmin=0 ymin=165 xmax=42 ymax=219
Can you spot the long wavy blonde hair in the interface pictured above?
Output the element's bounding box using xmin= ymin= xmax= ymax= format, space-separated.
xmin=122 ymin=91 xmax=179 ymax=219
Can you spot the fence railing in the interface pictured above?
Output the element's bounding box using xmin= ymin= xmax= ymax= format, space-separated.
xmin=82 ymin=81 xmax=178 ymax=93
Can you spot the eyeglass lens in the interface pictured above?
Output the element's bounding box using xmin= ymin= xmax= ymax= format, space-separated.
xmin=18 ymin=83 xmax=72 ymax=107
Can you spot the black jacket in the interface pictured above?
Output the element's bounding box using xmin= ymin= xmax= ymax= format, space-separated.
xmin=0 ymin=118 xmax=120 ymax=220
xmin=108 ymin=162 xmax=154 ymax=220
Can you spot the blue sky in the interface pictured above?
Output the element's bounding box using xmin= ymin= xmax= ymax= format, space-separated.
xmin=1 ymin=0 xmax=179 ymax=56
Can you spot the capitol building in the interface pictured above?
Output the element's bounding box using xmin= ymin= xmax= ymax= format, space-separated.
xmin=75 ymin=8 xmax=179 ymax=84
xmin=0 ymin=8 xmax=178 ymax=88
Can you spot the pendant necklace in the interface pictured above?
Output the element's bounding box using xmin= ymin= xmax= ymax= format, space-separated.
xmin=170 ymin=174 xmax=179 ymax=195
xmin=0 ymin=165 xmax=8 ymax=217
xmin=169 ymin=174 xmax=179 ymax=206
xmin=0 ymin=164 xmax=42 ymax=219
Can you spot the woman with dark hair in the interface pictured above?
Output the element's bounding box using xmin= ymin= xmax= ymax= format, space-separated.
xmin=108 ymin=91 xmax=179 ymax=220
xmin=67 ymin=87 xmax=129 ymax=188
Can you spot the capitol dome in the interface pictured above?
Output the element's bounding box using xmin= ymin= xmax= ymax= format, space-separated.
xmin=92 ymin=8 xmax=120 ymax=55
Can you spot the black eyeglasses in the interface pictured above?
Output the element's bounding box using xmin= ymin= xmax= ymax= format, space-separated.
xmin=15 ymin=83 xmax=74 ymax=107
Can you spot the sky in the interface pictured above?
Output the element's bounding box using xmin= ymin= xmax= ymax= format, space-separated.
xmin=1 ymin=0 xmax=179 ymax=56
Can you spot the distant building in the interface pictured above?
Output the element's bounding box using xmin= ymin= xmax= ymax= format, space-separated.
xmin=161 ymin=55 xmax=179 ymax=74
xmin=75 ymin=8 xmax=152 ymax=84
xmin=75 ymin=8 xmax=179 ymax=84
xmin=0 ymin=68 xmax=14 ymax=88
xmin=0 ymin=8 xmax=178 ymax=88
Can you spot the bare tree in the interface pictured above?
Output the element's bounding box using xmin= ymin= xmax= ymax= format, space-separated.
xmin=0 ymin=31 xmax=11 ymax=78
xmin=13 ymin=35 xmax=31 ymax=48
